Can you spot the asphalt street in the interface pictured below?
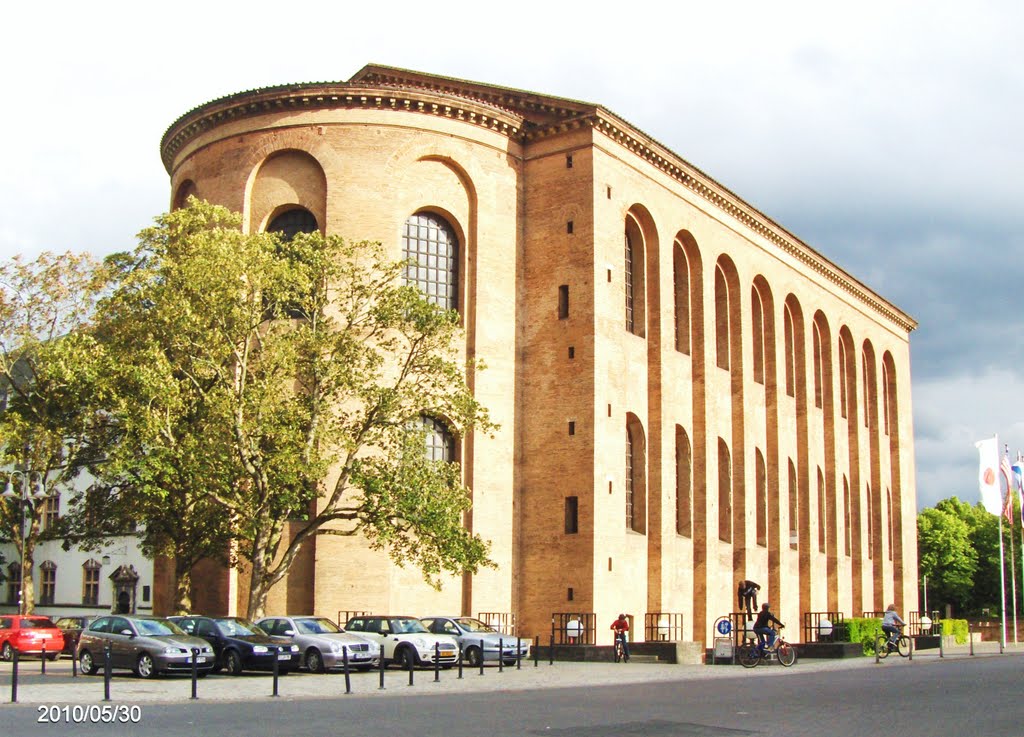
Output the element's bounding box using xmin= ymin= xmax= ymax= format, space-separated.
xmin=1 ymin=646 xmax=1022 ymax=737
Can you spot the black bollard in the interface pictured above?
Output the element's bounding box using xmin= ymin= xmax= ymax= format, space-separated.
xmin=499 ymin=638 xmax=504 ymax=673
xmin=517 ymin=637 xmax=522 ymax=670
xmin=479 ymin=639 xmax=485 ymax=676
xmin=407 ymin=649 xmax=414 ymax=687
xmin=378 ymin=647 xmax=386 ymax=690
xmin=71 ymin=650 xmax=77 ymax=678
xmin=342 ymin=646 xmax=352 ymax=695
xmin=271 ymin=646 xmax=280 ymax=697
xmin=103 ymin=644 xmax=112 ymax=702
xmin=549 ymin=634 xmax=554 ymax=666
xmin=10 ymin=648 xmax=18 ymax=704
xmin=190 ymin=648 xmax=199 ymax=700
xmin=41 ymin=643 xmax=46 ymax=675
xmin=458 ymin=644 xmax=464 ymax=679
xmin=534 ymin=636 xmax=539 ymax=667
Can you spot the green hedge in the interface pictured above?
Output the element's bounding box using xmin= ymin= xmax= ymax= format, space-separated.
xmin=843 ymin=617 xmax=885 ymax=655
xmin=938 ymin=619 xmax=969 ymax=644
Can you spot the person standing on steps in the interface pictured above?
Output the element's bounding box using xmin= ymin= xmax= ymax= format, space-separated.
xmin=737 ymin=580 xmax=761 ymax=614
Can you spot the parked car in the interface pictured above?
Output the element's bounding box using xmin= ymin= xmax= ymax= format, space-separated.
xmin=169 ymin=615 xmax=300 ymax=675
xmin=343 ymin=615 xmax=459 ymax=668
xmin=54 ymin=615 xmax=97 ymax=656
xmin=0 ymin=615 xmax=64 ymax=660
xmin=257 ymin=615 xmax=381 ymax=673
xmin=75 ymin=615 xmax=214 ymax=678
xmin=420 ymin=616 xmax=529 ymax=666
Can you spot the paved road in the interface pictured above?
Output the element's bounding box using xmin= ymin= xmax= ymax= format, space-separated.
xmin=1 ymin=645 xmax=1022 ymax=736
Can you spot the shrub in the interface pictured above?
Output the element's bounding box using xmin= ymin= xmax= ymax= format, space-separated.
xmin=842 ymin=617 xmax=885 ymax=655
xmin=938 ymin=618 xmax=969 ymax=644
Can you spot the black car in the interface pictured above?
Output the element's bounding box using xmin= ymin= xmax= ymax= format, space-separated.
xmin=53 ymin=615 xmax=97 ymax=656
xmin=168 ymin=616 xmax=300 ymax=675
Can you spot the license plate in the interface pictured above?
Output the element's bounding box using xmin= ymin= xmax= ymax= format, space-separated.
xmin=440 ymin=648 xmax=455 ymax=655
xmin=190 ymin=656 xmax=207 ymax=663
xmin=278 ymin=653 xmax=291 ymax=660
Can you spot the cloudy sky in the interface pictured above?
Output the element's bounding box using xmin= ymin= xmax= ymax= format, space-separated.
xmin=2 ymin=0 xmax=1021 ymax=510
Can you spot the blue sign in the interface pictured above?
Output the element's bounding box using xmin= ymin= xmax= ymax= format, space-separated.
xmin=716 ymin=618 xmax=732 ymax=635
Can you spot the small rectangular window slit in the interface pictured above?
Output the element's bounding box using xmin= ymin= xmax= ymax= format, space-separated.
xmin=558 ymin=285 xmax=569 ymax=319
xmin=567 ymin=220 xmax=574 ymax=234
xmin=568 ymin=346 xmax=575 ymax=359
xmin=568 ymin=421 xmax=575 ymax=436
xmin=566 ymin=154 xmax=573 ymax=168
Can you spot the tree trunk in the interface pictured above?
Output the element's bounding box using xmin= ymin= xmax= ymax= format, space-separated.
xmin=173 ymin=564 xmax=193 ymax=614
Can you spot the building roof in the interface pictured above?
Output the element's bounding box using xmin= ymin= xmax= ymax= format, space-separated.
xmin=161 ymin=64 xmax=917 ymax=334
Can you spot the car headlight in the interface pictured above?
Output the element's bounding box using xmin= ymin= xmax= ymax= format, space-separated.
xmin=253 ymin=645 xmax=268 ymax=653
xmin=412 ymin=637 xmax=428 ymax=648
xmin=163 ymin=647 xmax=178 ymax=654
xmin=290 ymin=645 xmax=299 ymax=653
xmin=330 ymin=642 xmax=343 ymax=653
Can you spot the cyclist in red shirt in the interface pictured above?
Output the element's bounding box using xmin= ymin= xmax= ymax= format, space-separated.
xmin=610 ymin=614 xmax=631 ymax=662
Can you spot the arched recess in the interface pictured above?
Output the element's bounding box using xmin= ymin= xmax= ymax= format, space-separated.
xmin=784 ymin=294 xmax=810 ymax=621
xmin=817 ymin=467 xmax=827 ymax=553
xmin=716 ymin=255 xmax=746 ymax=589
xmin=755 ymin=449 xmax=767 ymax=547
xmin=172 ymin=179 xmax=198 ymax=211
xmin=675 ymin=231 xmax=707 ymax=642
xmin=626 ymin=413 xmax=647 ymax=535
xmin=882 ymin=351 xmax=905 ymax=612
xmin=839 ymin=326 xmax=863 ymax=611
xmin=752 ymin=276 xmax=779 ymax=603
xmin=624 ymin=213 xmax=647 ymax=338
xmin=673 ymin=241 xmax=692 ymax=355
xmin=676 ymin=426 xmax=692 ymax=537
xmin=862 ymin=339 xmax=883 ymax=608
xmin=843 ymin=476 xmax=852 ymax=557
xmin=717 ymin=438 xmax=732 ymax=543
xmin=813 ymin=311 xmax=838 ymax=611
xmin=249 ymin=149 xmax=328 ymax=237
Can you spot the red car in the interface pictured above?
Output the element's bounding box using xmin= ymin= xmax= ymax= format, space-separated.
xmin=0 ymin=615 xmax=65 ymax=660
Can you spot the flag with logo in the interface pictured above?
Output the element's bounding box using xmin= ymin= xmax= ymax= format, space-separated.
xmin=1001 ymin=453 xmax=1016 ymax=524
xmin=1012 ymin=459 xmax=1024 ymax=527
xmin=976 ymin=436 xmax=1002 ymax=515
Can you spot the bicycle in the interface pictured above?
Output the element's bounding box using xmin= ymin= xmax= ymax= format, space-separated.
xmin=875 ymin=626 xmax=911 ymax=659
xmin=613 ymin=632 xmax=629 ymax=663
xmin=738 ymin=626 xmax=796 ymax=668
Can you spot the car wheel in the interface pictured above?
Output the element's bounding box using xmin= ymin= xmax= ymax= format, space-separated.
xmin=197 ymin=672 xmax=209 ymax=679
xmin=1 ymin=642 xmax=13 ymax=661
xmin=306 ymin=648 xmax=325 ymax=673
xmin=79 ymin=650 xmax=98 ymax=675
xmin=465 ymin=645 xmax=482 ymax=668
xmin=398 ymin=646 xmax=417 ymax=669
xmin=225 ymin=649 xmax=244 ymax=675
xmin=47 ymin=652 xmax=59 ymax=661
xmin=135 ymin=653 xmax=156 ymax=679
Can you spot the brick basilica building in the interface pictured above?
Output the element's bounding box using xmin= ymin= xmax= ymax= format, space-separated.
xmin=157 ymin=64 xmax=918 ymax=647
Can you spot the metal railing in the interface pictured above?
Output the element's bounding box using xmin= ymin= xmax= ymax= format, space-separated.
xmin=336 ymin=610 xmax=372 ymax=628
xmin=802 ymin=611 xmax=845 ymax=642
xmin=644 ymin=612 xmax=683 ymax=641
xmin=551 ymin=612 xmax=596 ymax=645
xmin=478 ymin=611 xmax=516 ymax=634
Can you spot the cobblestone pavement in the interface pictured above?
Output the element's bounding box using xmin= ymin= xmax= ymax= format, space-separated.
xmin=1 ymin=642 xmax=1019 ymax=705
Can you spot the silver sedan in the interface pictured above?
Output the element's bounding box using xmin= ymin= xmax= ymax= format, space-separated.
xmin=257 ymin=616 xmax=381 ymax=673
xmin=420 ymin=616 xmax=530 ymax=667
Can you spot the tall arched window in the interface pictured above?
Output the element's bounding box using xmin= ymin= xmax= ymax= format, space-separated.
xmin=673 ymin=244 xmax=691 ymax=354
xmin=887 ymin=487 xmax=894 ymax=561
xmin=812 ymin=322 xmax=824 ymax=409
xmin=784 ymin=304 xmax=796 ymax=397
xmin=866 ymin=484 xmax=874 ymax=560
xmin=838 ymin=339 xmax=849 ymax=419
xmin=676 ymin=426 xmax=692 ymax=537
xmin=403 ymin=212 xmax=459 ymax=311
xmin=626 ymin=416 xmax=647 ymax=534
xmin=751 ymin=287 xmax=765 ymax=384
xmin=844 ymin=476 xmax=852 ymax=556
xmin=39 ymin=561 xmax=57 ymax=605
xmin=714 ymin=266 xmax=730 ymax=370
xmin=788 ymin=460 xmax=798 ymax=549
xmin=624 ymin=217 xmax=646 ymax=337
xmin=420 ymin=415 xmax=455 ymax=462
xmin=817 ymin=467 xmax=826 ymax=553
xmin=756 ymin=449 xmax=767 ymax=547
xmin=718 ymin=438 xmax=732 ymax=543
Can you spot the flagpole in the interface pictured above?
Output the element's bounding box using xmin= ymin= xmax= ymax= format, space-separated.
xmin=999 ymin=511 xmax=1008 ymax=649
xmin=1007 ymin=444 xmax=1019 ymax=644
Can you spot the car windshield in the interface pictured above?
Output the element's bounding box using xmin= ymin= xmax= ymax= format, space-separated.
xmin=391 ymin=618 xmax=429 ymax=634
xmin=21 ymin=618 xmax=56 ymax=629
xmin=295 ymin=618 xmax=341 ymax=635
xmin=455 ymin=617 xmax=498 ymax=633
xmin=215 ymin=618 xmax=265 ymax=637
xmin=134 ymin=619 xmax=184 ymax=637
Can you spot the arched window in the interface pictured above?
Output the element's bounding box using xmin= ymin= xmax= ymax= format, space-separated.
xmin=756 ymin=449 xmax=767 ymax=547
xmin=714 ymin=266 xmax=730 ymax=370
xmin=676 ymin=427 xmax=692 ymax=537
xmin=843 ymin=476 xmax=852 ymax=557
xmin=420 ymin=415 xmax=455 ymax=463
xmin=39 ymin=561 xmax=57 ymax=605
xmin=751 ymin=287 xmax=765 ymax=384
xmin=812 ymin=322 xmax=824 ymax=409
xmin=866 ymin=484 xmax=874 ymax=560
xmin=268 ymin=208 xmax=318 ymax=240
xmin=817 ymin=467 xmax=826 ymax=553
xmin=626 ymin=415 xmax=647 ymax=534
xmin=718 ymin=438 xmax=732 ymax=543
xmin=403 ymin=212 xmax=459 ymax=311
xmin=624 ymin=218 xmax=646 ymax=337
xmin=673 ymin=244 xmax=691 ymax=355
xmin=784 ymin=304 xmax=796 ymax=397
xmin=887 ymin=487 xmax=894 ymax=561
xmin=838 ymin=339 xmax=849 ymax=419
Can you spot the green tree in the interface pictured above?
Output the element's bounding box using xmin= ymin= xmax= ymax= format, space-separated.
xmin=917 ymin=505 xmax=977 ymax=611
xmin=0 ymin=251 xmax=107 ymax=614
xmin=101 ymin=199 xmax=494 ymax=618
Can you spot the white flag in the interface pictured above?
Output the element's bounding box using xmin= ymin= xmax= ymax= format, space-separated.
xmin=976 ymin=436 xmax=1002 ymax=515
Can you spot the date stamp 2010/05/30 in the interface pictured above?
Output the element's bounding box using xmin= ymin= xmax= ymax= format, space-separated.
xmin=36 ymin=704 xmax=142 ymax=725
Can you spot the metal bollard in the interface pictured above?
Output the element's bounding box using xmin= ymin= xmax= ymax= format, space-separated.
xmin=499 ymin=638 xmax=504 ymax=673
xmin=407 ymin=649 xmax=414 ymax=687
xmin=342 ymin=646 xmax=352 ymax=695
xmin=534 ymin=635 xmax=539 ymax=667
xmin=72 ymin=650 xmax=77 ymax=678
xmin=908 ymin=635 xmax=913 ymax=661
xmin=517 ymin=637 xmax=522 ymax=670
xmin=103 ymin=644 xmax=112 ymax=702
xmin=549 ymin=634 xmax=554 ymax=666
xmin=190 ymin=648 xmax=199 ymax=700
xmin=10 ymin=648 xmax=18 ymax=703
xmin=41 ymin=643 xmax=46 ymax=674
xmin=458 ymin=644 xmax=464 ymax=679
xmin=479 ymin=638 xmax=485 ymax=676
xmin=434 ymin=643 xmax=440 ymax=682
xmin=378 ymin=647 xmax=386 ymax=690
xmin=939 ymin=621 xmax=944 ymax=659
xmin=271 ymin=646 xmax=280 ymax=697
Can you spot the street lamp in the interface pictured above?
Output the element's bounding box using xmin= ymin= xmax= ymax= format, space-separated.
xmin=2 ymin=470 xmax=50 ymax=615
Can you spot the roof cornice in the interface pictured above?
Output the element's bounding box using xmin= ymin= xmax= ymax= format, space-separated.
xmin=160 ymin=65 xmax=916 ymax=334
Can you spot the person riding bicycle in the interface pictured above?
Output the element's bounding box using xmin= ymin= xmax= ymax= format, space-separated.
xmin=610 ymin=613 xmax=631 ymax=662
xmin=881 ymin=603 xmax=905 ymax=650
xmin=752 ymin=603 xmax=784 ymax=652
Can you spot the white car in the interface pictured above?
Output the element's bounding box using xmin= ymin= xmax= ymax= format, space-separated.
xmin=257 ymin=615 xmax=381 ymax=673
xmin=344 ymin=615 xmax=459 ymax=668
